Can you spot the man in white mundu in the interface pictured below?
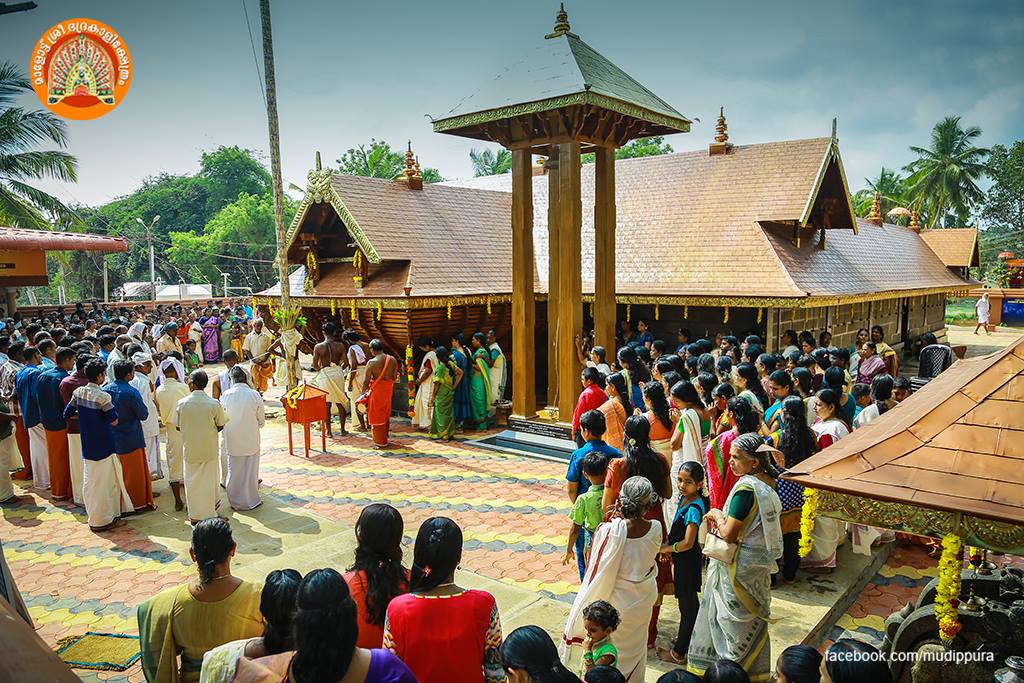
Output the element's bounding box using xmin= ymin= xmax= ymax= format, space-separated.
xmin=155 ymin=360 xmax=189 ymax=512
xmin=174 ymin=370 xmax=228 ymax=524
xmin=129 ymin=353 xmax=162 ymax=481
xmin=219 ymin=367 xmax=265 ymax=511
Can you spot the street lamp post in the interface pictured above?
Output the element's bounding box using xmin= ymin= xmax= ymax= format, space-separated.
xmin=136 ymin=215 xmax=160 ymax=301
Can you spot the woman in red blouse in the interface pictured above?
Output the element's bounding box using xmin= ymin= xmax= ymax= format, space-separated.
xmin=343 ymin=503 xmax=409 ymax=649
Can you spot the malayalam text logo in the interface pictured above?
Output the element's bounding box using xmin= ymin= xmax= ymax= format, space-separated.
xmin=29 ymin=18 xmax=132 ymax=121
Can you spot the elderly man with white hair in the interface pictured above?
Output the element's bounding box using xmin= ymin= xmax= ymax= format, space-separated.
xmin=130 ymin=352 xmax=162 ymax=480
xmin=219 ymin=366 xmax=264 ymax=510
xmin=155 ymin=358 xmax=189 ymax=511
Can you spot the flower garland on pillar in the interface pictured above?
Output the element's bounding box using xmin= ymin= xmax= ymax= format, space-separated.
xmin=935 ymin=532 xmax=964 ymax=643
xmin=798 ymin=488 xmax=819 ymax=557
xmin=446 ymin=299 xmax=452 ymax=320
xmin=406 ymin=345 xmax=415 ymax=418
xmin=376 ymin=301 xmax=382 ymax=320
xmin=350 ymin=300 xmax=356 ymax=321
xmin=486 ymin=295 xmax=492 ymax=315
xmin=757 ymin=307 xmax=763 ymax=324
xmin=626 ymin=303 xmax=631 ymax=322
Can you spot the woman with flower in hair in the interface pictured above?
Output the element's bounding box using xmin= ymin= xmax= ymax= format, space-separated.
xmin=383 ymin=517 xmax=503 ymax=683
xmin=561 ymin=476 xmax=664 ymax=682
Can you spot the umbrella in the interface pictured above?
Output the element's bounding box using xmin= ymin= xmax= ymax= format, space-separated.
xmin=887 ymin=206 xmax=912 ymax=218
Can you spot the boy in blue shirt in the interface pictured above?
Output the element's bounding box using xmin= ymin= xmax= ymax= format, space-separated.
xmin=563 ymin=452 xmax=608 ymax=576
xmin=565 ymin=409 xmax=621 ymax=579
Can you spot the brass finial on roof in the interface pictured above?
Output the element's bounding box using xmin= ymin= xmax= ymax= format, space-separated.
xmin=404 ymin=140 xmax=416 ymax=179
xmin=909 ymin=207 xmax=920 ymax=231
xmin=709 ymin=106 xmax=732 ymax=155
xmin=413 ymin=155 xmax=422 ymax=178
xmin=868 ymin=191 xmax=882 ymax=225
xmin=545 ymin=3 xmax=572 ymax=39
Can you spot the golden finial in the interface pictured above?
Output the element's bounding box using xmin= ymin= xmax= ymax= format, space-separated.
xmin=413 ymin=155 xmax=422 ymax=179
xmin=546 ymin=3 xmax=572 ymax=38
xmin=404 ymin=141 xmax=416 ymax=179
xmin=868 ymin=191 xmax=882 ymax=225
xmin=910 ymin=207 xmax=920 ymax=231
xmin=715 ymin=106 xmax=729 ymax=144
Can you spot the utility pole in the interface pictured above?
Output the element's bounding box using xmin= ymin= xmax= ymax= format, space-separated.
xmin=260 ymin=0 xmax=295 ymax=388
xmin=136 ymin=215 xmax=160 ymax=301
xmin=102 ymin=258 xmax=109 ymax=303
xmin=221 ymin=272 xmax=230 ymax=297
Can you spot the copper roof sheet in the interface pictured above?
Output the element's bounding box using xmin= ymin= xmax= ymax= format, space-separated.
xmin=0 ymin=227 xmax=128 ymax=253
xmin=786 ymin=336 xmax=1024 ymax=525
xmin=919 ymin=228 xmax=980 ymax=268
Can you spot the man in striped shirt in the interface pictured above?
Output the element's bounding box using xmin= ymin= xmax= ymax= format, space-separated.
xmin=64 ymin=360 xmax=133 ymax=532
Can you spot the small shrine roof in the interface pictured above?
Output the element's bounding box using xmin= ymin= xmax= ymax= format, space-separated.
xmin=0 ymin=226 xmax=128 ymax=253
xmin=919 ymin=228 xmax=980 ymax=268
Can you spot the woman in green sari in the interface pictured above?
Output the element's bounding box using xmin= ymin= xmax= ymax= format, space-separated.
xmin=429 ymin=346 xmax=463 ymax=440
xmin=218 ymin=308 xmax=234 ymax=361
xmin=468 ymin=332 xmax=492 ymax=430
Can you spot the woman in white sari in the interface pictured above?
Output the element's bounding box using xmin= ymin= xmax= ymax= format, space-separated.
xmin=666 ymin=380 xmax=709 ymax=523
xmin=687 ymin=433 xmax=783 ymax=682
xmin=802 ymin=389 xmax=849 ymax=573
xmin=561 ymin=476 xmax=663 ymax=683
xmin=411 ymin=338 xmax=437 ymax=430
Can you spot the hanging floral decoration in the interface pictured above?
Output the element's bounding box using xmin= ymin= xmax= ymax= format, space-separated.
xmin=589 ymin=302 xmax=593 ymax=319
xmin=406 ymin=345 xmax=415 ymax=418
xmin=486 ymin=295 xmax=492 ymax=315
xmin=446 ymin=300 xmax=452 ymax=319
xmin=376 ymin=301 xmax=383 ymax=320
xmin=350 ymin=300 xmax=356 ymax=321
xmin=352 ymin=250 xmax=361 ymax=268
xmin=935 ymin=532 xmax=964 ymax=643
xmin=655 ymin=303 xmax=660 ymax=321
xmin=330 ymin=299 xmax=336 ymax=316
xmin=757 ymin=307 xmax=763 ymax=324
xmin=284 ymin=385 xmax=304 ymax=410
xmin=683 ymin=305 xmax=689 ymax=319
xmin=798 ymin=488 xmax=819 ymax=557
xmin=626 ymin=303 xmax=631 ymax=322
xmin=723 ymin=306 xmax=730 ymax=324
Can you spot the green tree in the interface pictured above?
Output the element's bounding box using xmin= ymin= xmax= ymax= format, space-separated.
xmin=469 ymin=148 xmax=512 ymax=176
xmin=981 ymin=141 xmax=1024 ymax=233
xmin=0 ymin=62 xmax=78 ymax=228
xmin=196 ymin=146 xmax=272 ymax=215
xmin=337 ymin=139 xmax=443 ymax=182
xmin=581 ymin=136 xmax=674 ymax=164
xmin=166 ymin=192 xmax=295 ymax=289
xmin=852 ymin=167 xmax=909 ymax=218
xmin=904 ymin=116 xmax=989 ymax=227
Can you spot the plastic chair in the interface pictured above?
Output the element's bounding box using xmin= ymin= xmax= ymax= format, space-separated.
xmin=911 ymin=344 xmax=954 ymax=391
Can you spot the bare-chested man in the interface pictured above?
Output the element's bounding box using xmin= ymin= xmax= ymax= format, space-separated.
xmin=364 ymin=339 xmax=399 ymax=448
xmin=344 ymin=330 xmax=371 ymax=432
xmin=311 ymin=322 xmax=348 ymax=437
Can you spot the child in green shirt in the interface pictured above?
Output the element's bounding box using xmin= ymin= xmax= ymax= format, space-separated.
xmin=563 ymin=452 xmax=609 ymax=569
xmin=582 ymin=599 xmax=620 ymax=673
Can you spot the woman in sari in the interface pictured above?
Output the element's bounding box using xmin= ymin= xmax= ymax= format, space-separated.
xmin=468 ymin=332 xmax=492 ymax=430
xmin=429 ymin=347 xmax=463 ymax=441
xmin=412 ymin=338 xmax=438 ymax=431
xmin=598 ymin=372 xmax=631 ymax=452
xmin=138 ymin=519 xmax=263 ymax=683
xmin=801 ymin=389 xmax=850 ymax=573
xmin=616 ymin=346 xmax=648 ymax=410
xmin=639 ymin=381 xmax=675 ymax=462
xmin=734 ymin=363 xmax=769 ymax=416
xmin=200 ymin=311 xmax=222 ymax=363
xmin=561 ymin=476 xmax=663 ymax=683
xmin=218 ymin=309 xmax=234 ymax=362
xmin=687 ymin=433 xmax=783 ymax=681
xmin=667 ymin=380 xmax=709 ymax=523
xmin=450 ymin=333 xmax=472 ymax=429
xmin=705 ymin=397 xmax=760 ymax=511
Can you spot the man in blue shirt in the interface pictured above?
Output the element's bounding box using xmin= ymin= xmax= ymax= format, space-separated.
xmin=14 ymin=346 xmax=48 ymax=490
xmin=103 ymin=360 xmax=154 ymax=511
xmin=36 ymin=347 xmax=76 ymax=501
xmin=564 ymin=409 xmax=621 ymax=579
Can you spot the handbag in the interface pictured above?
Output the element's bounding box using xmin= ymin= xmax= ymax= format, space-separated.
xmin=703 ymin=529 xmax=738 ymax=564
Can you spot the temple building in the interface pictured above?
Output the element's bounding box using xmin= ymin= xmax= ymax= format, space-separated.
xmin=256 ymin=8 xmax=973 ymax=417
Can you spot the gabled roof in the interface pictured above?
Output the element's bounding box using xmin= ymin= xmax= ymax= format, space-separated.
xmin=431 ymin=31 xmax=690 ymax=137
xmin=0 ymin=227 xmax=127 ymax=253
xmin=787 ymin=337 xmax=1024 ymax=527
xmin=273 ymin=137 xmax=971 ymax=305
xmin=920 ymin=228 xmax=980 ymax=268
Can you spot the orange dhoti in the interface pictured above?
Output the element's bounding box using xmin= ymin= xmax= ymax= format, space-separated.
xmin=251 ymin=360 xmax=275 ymax=394
xmin=117 ymin=448 xmax=155 ymax=511
xmin=44 ymin=428 xmax=71 ymax=500
xmin=11 ymin=417 xmax=31 ymax=480
xmin=368 ymin=379 xmax=394 ymax=447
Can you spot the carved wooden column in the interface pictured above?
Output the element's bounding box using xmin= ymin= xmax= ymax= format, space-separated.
xmin=593 ymin=146 xmax=616 ymax=355
xmin=546 ymin=150 xmax=561 ymax=407
xmin=555 ymin=141 xmax=583 ymax=421
xmin=511 ymin=149 xmax=536 ymax=419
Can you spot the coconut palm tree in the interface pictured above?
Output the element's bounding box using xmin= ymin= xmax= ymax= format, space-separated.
xmin=469 ymin=148 xmax=512 ymax=176
xmin=0 ymin=62 xmax=78 ymax=228
xmin=852 ymin=167 xmax=909 ymax=218
xmin=903 ymin=116 xmax=989 ymax=227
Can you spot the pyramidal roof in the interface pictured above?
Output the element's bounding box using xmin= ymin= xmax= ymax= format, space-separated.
xmin=432 ymin=15 xmax=690 ymax=135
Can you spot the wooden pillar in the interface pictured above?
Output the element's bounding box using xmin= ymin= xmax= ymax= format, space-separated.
xmin=510 ymin=149 xmax=536 ymax=419
xmin=593 ymin=147 xmax=616 ymax=355
xmin=554 ymin=141 xmax=582 ymax=422
xmin=546 ymin=150 xmax=561 ymax=407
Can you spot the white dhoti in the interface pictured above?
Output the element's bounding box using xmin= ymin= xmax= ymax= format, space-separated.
xmin=82 ymin=454 xmax=133 ymax=529
xmin=347 ymin=366 xmax=369 ymax=413
xmin=0 ymin=435 xmax=15 ymax=502
xmin=27 ymin=424 xmax=49 ymax=490
xmin=145 ymin=435 xmax=162 ymax=480
xmin=219 ymin=434 xmax=228 ymax=486
xmin=185 ymin=458 xmax=220 ymax=522
xmin=68 ymin=433 xmax=84 ymax=506
xmin=802 ymin=517 xmax=844 ymax=569
xmin=226 ymin=454 xmax=261 ymax=511
xmin=164 ymin=429 xmax=184 ymax=483
xmin=412 ymin=378 xmax=434 ymax=429
xmin=313 ymin=365 xmax=348 ymax=407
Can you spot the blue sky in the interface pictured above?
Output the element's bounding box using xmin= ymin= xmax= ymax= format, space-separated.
xmin=2 ymin=0 xmax=1022 ymax=210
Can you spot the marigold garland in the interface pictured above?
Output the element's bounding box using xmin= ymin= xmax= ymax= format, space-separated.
xmin=376 ymin=302 xmax=382 ymax=320
xmin=487 ymin=295 xmax=492 ymax=315
xmin=406 ymin=345 xmax=415 ymax=418
xmin=626 ymin=303 xmax=631 ymax=322
xmin=935 ymin=532 xmax=963 ymax=643
xmin=798 ymin=488 xmax=819 ymax=557
xmin=330 ymin=299 xmax=336 ymax=315
xmin=757 ymin=307 xmax=763 ymax=323
xmin=683 ymin=305 xmax=689 ymax=319
xmin=284 ymin=385 xmax=304 ymax=410
xmin=723 ymin=306 xmax=730 ymax=324
xmin=350 ymin=301 xmax=356 ymax=320
xmin=655 ymin=303 xmax=660 ymax=321
xmin=446 ymin=300 xmax=452 ymax=319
